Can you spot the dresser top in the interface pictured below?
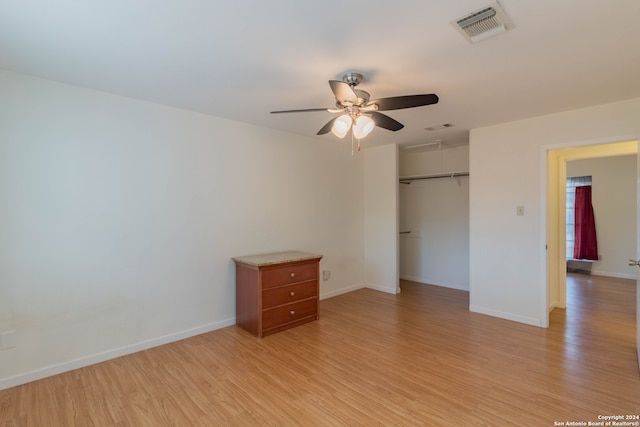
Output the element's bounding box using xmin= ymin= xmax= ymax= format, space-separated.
xmin=232 ymin=251 xmax=322 ymax=267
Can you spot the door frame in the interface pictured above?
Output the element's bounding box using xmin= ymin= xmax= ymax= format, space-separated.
xmin=544 ymin=138 xmax=637 ymax=315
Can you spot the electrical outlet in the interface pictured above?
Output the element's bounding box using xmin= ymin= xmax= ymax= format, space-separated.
xmin=516 ymin=206 xmax=524 ymax=216
xmin=322 ymin=270 xmax=331 ymax=281
xmin=0 ymin=330 xmax=16 ymax=350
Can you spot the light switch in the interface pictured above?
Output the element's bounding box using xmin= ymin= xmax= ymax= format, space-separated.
xmin=516 ymin=206 xmax=524 ymax=216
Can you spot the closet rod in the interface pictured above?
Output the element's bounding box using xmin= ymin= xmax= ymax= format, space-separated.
xmin=399 ymin=171 xmax=469 ymax=184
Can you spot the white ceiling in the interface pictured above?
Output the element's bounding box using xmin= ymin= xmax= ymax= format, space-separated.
xmin=1 ymin=1 xmax=639 ymax=149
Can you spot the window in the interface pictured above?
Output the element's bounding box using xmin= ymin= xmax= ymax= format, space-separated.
xmin=566 ymin=175 xmax=592 ymax=259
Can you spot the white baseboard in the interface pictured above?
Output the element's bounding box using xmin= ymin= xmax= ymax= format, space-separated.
xmin=0 ymin=317 xmax=235 ymax=391
xmin=322 ymin=282 xmax=399 ymax=295
xmin=320 ymin=283 xmax=365 ymax=300
xmin=590 ymin=270 xmax=636 ymax=280
xmin=400 ymin=274 xmax=469 ymax=291
xmin=469 ymin=305 xmax=543 ymax=327
xmin=365 ymin=283 xmax=399 ymax=294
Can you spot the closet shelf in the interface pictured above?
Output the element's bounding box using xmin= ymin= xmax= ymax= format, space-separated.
xmin=399 ymin=171 xmax=469 ymax=183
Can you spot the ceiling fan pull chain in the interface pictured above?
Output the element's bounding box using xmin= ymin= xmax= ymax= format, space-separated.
xmin=351 ymin=132 xmax=355 ymax=157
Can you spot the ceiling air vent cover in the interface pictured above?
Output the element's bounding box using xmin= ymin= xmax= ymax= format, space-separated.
xmin=452 ymin=2 xmax=513 ymax=43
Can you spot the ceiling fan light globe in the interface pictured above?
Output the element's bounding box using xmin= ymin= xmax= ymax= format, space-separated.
xmin=353 ymin=115 xmax=375 ymax=139
xmin=332 ymin=114 xmax=352 ymax=139
xmin=331 ymin=127 xmax=349 ymax=139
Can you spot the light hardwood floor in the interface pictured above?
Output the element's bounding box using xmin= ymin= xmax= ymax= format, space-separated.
xmin=1 ymin=274 xmax=638 ymax=426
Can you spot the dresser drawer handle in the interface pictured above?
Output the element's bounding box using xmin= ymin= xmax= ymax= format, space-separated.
xmin=290 ymin=272 xmax=296 ymax=278
xmin=289 ymin=310 xmax=295 ymax=316
xmin=290 ymin=291 xmax=295 ymax=297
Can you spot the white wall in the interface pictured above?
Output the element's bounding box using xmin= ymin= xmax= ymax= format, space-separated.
xmin=364 ymin=144 xmax=399 ymax=294
xmin=399 ymin=145 xmax=469 ymax=177
xmin=637 ymin=151 xmax=640 ymax=371
xmin=0 ymin=70 xmax=367 ymax=388
xmin=567 ymin=155 xmax=637 ymax=279
xmin=399 ymin=146 xmax=469 ymax=290
xmin=470 ymin=97 xmax=640 ymax=327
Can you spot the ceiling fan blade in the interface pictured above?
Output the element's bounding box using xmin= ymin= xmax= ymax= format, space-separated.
xmin=368 ymin=94 xmax=439 ymax=111
xmin=329 ymin=80 xmax=359 ymax=105
xmin=370 ymin=112 xmax=404 ymax=131
xmin=271 ymin=108 xmax=330 ymax=114
xmin=317 ymin=117 xmax=339 ymax=135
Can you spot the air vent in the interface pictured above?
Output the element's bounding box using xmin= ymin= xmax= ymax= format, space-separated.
xmin=452 ymin=2 xmax=513 ymax=44
xmin=425 ymin=123 xmax=453 ymax=131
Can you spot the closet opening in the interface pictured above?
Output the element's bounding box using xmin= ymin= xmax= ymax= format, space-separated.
xmin=398 ymin=142 xmax=470 ymax=294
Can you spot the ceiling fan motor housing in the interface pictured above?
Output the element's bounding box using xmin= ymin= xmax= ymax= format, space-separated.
xmin=342 ymin=72 xmax=364 ymax=87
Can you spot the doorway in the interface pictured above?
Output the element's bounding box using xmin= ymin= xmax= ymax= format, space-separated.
xmin=547 ymin=140 xmax=637 ymax=313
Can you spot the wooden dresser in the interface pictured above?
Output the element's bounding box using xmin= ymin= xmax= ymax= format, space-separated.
xmin=233 ymin=251 xmax=323 ymax=337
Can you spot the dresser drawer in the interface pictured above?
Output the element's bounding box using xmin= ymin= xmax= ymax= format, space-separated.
xmin=262 ymin=281 xmax=317 ymax=309
xmin=262 ymin=262 xmax=318 ymax=289
xmin=262 ymin=298 xmax=317 ymax=330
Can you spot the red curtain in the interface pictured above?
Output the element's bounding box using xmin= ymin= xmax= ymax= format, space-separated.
xmin=573 ymin=185 xmax=598 ymax=260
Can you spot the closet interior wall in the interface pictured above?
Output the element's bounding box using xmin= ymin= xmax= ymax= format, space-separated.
xmin=399 ymin=145 xmax=470 ymax=290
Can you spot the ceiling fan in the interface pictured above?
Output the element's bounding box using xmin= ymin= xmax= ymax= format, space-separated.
xmin=271 ymin=72 xmax=439 ymax=141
